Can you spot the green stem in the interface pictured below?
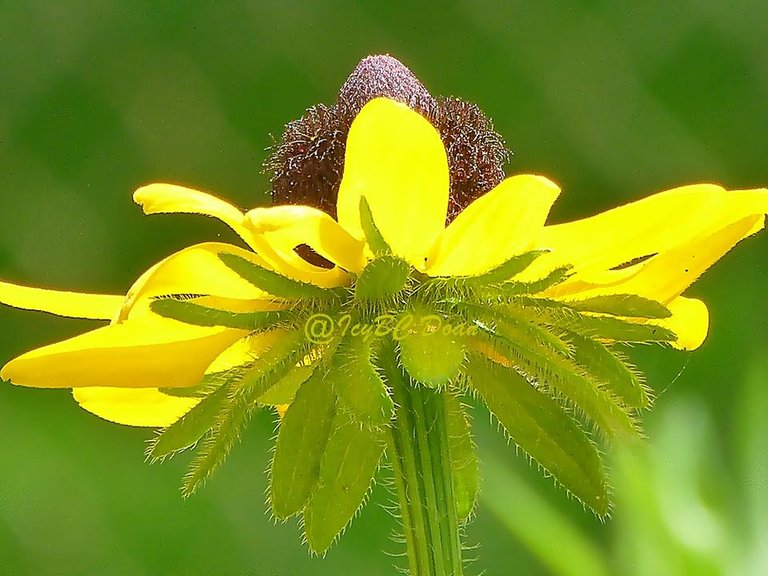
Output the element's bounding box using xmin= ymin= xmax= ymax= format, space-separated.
xmin=381 ymin=341 xmax=463 ymax=576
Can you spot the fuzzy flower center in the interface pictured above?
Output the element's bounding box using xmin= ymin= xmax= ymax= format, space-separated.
xmin=265 ymin=54 xmax=509 ymax=222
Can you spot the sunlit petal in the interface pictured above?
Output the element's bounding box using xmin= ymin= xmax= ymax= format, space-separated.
xmin=0 ymin=281 xmax=122 ymax=320
xmin=74 ymin=331 xmax=288 ymax=427
xmin=0 ymin=314 xmax=247 ymax=389
xmin=336 ymin=98 xmax=449 ymax=268
xmin=206 ymin=329 xmax=287 ymax=373
xmin=536 ymin=185 xmax=768 ymax=276
xmin=658 ymin=296 xmax=709 ymax=351
xmin=133 ymin=184 xmax=339 ymax=285
xmin=134 ymin=183 xmax=259 ymax=249
xmin=426 ymin=175 xmax=560 ymax=276
xmin=246 ymin=205 xmax=366 ymax=273
xmin=240 ymin=231 xmax=350 ymax=288
xmin=546 ymin=215 xmax=764 ymax=302
xmin=118 ymin=242 xmax=269 ymax=321
xmin=73 ymin=387 xmax=199 ymax=427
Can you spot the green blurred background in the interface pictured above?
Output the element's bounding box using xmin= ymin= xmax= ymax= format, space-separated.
xmin=1 ymin=2 xmax=766 ymax=575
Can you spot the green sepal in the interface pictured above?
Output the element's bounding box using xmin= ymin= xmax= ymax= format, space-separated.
xmin=398 ymin=309 xmax=467 ymax=387
xmin=270 ymin=371 xmax=336 ymax=519
xmin=444 ymin=391 xmax=478 ymax=521
xmin=218 ymin=252 xmax=346 ymax=300
xmin=475 ymin=317 xmax=638 ymax=439
xmin=181 ymin=383 xmax=257 ymax=498
xmin=237 ymin=330 xmax=310 ymax=392
xmin=161 ymin=349 xmax=295 ymax=399
xmin=354 ymin=255 xmax=410 ymax=302
xmin=257 ymin=364 xmax=314 ymax=406
xmin=303 ymin=412 xmax=386 ymax=553
xmin=568 ymin=332 xmax=649 ymax=408
xmin=475 ymin=302 xmax=571 ymax=357
xmin=182 ymin=333 xmax=308 ymax=497
xmin=160 ymin=368 xmax=233 ymax=398
xmin=452 ymin=250 xmax=547 ymax=287
xmin=466 ymin=354 xmax=610 ymax=516
xmin=359 ymin=196 xmax=391 ymax=255
xmin=150 ymin=298 xmax=292 ymax=330
xmin=331 ymin=334 xmax=394 ymax=428
xmin=148 ymin=385 xmax=229 ymax=460
xmin=563 ymin=313 xmax=676 ymax=343
xmin=499 ymin=266 xmax=572 ymax=296
xmin=564 ymin=294 xmax=672 ymax=319
xmin=513 ymin=298 xmax=677 ymax=343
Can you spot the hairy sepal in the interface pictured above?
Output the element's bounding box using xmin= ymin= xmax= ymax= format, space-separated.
xmin=270 ymin=370 xmax=336 ymax=519
xmin=257 ymin=364 xmax=314 ymax=406
xmin=442 ymin=250 xmax=547 ymax=288
xmin=475 ymin=319 xmax=638 ymax=439
xmin=303 ymin=412 xmax=386 ymax=554
xmin=181 ymin=332 xmax=309 ymax=497
xmin=466 ymin=354 xmax=610 ymax=517
xmin=563 ymin=294 xmax=672 ymax=319
xmin=148 ymin=385 xmax=229 ymax=460
xmin=359 ymin=196 xmax=391 ymax=255
xmin=236 ymin=330 xmax=311 ymax=392
xmin=355 ymin=255 xmax=410 ymax=302
xmin=499 ymin=266 xmax=572 ymax=296
xmin=218 ymin=252 xmax=346 ymax=300
xmin=568 ymin=332 xmax=650 ymax=408
xmin=150 ymin=297 xmax=292 ymax=330
xmin=180 ymin=382 xmax=257 ymax=498
xmin=512 ymin=297 xmax=677 ymax=343
xmin=331 ymin=334 xmax=394 ymax=428
xmin=160 ymin=368 xmax=235 ymax=398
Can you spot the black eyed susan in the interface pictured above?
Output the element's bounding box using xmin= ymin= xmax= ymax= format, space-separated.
xmin=1 ymin=55 xmax=766 ymax=575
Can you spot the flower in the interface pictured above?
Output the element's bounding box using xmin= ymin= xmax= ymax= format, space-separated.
xmin=2 ymin=58 xmax=767 ymax=555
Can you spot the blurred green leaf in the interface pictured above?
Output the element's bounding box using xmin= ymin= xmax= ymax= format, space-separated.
xmin=480 ymin=449 xmax=611 ymax=576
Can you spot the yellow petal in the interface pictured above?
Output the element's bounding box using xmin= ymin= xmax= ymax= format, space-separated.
xmin=547 ymin=215 xmax=764 ymax=302
xmin=0 ymin=281 xmax=122 ymax=320
xmin=118 ymin=242 xmax=268 ymax=321
xmin=537 ymin=185 xmax=768 ymax=276
xmin=134 ymin=183 xmax=259 ymax=249
xmin=0 ymin=314 xmax=246 ymax=389
xmin=70 ymin=330 xmax=292 ymax=426
xmin=132 ymin=183 xmax=333 ymax=285
xmin=238 ymin=230 xmax=349 ymax=288
xmin=426 ymin=175 xmax=561 ymax=276
xmin=72 ymin=387 xmax=199 ymax=427
xmin=336 ymin=98 xmax=449 ymax=268
xmin=262 ymin=231 xmax=351 ymax=287
xmin=658 ymin=296 xmax=709 ymax=351
xmin=246 ymin=205 xmax=366 ymax=273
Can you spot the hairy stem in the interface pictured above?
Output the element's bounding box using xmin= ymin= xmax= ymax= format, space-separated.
xmin=381 ymin=341 xmax=463 ymax=576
